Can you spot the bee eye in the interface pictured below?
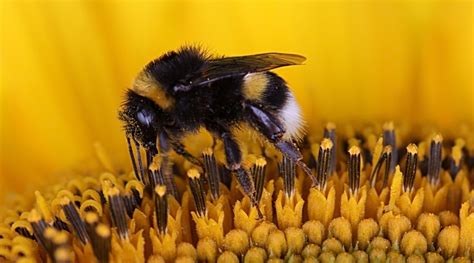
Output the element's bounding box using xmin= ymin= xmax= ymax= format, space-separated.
xmin=136 ymin=109 xmax=154 ymax=126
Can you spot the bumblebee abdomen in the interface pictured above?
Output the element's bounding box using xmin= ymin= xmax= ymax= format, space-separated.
xmin=279 ymin=91 xmax=305 ymax=141
xmin=243 ymin=72 xmax=304 ymax=141
xmin=242 ymin=73 xmax=269 ymax=101
xmin=242 ymin=72 xmax=288 ymax=109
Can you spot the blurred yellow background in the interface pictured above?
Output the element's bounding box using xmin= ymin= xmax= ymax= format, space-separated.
xmin=1 ymin=0 xmax=472 ymax=203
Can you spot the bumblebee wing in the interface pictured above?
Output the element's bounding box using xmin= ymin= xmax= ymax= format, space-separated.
xmin=189 ymin=53 xmax=306 ymax=87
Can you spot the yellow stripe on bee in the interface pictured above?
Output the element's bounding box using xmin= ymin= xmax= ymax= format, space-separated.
xmin=133 ymin=71 xmax=174 ymax=109
xmin=242 ymin=73 xmax=268 ymax=101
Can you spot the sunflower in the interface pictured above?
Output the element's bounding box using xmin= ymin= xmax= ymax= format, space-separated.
xmin=1 ymin=1 xmax=473 ymax=262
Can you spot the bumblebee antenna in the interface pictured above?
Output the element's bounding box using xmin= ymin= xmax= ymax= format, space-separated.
xmin=126 ymin=136 xmax=141 ymax=182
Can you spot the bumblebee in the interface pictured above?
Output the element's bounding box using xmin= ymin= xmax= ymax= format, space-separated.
xmin=119 ymin=46 xmax=313 ymax=212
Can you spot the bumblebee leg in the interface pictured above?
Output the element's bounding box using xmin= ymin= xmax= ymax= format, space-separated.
xmin=171 ymin=142 xmax=204 ymax=167
xmin=275 ymin=141 xmax=314 ymax=181
xmin=245 ymin=104 xmax=315 ymax=183
xmin=160 ymin=128 xmax=203 ymax=167
xmin=207 ymin=124 xmax=263 ymax=219
xmin=246 ymin=104 xmax=285 ymax=141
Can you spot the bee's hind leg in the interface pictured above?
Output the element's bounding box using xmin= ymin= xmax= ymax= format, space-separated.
xmin=246 ymin=104 xmax=286 ymax=142
xmin=245 ymin=104 xmax=316 ymax=183
xmin=274 ymin=141 xmax=314 ymax=181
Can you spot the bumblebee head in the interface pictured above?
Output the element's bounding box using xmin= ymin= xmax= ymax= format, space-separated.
xmin=119 ymin=90 xmax=162 ymax=154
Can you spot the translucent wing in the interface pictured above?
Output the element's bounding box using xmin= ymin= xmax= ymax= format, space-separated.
xmin=187 ymin=53 xmax=306 ymax=87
